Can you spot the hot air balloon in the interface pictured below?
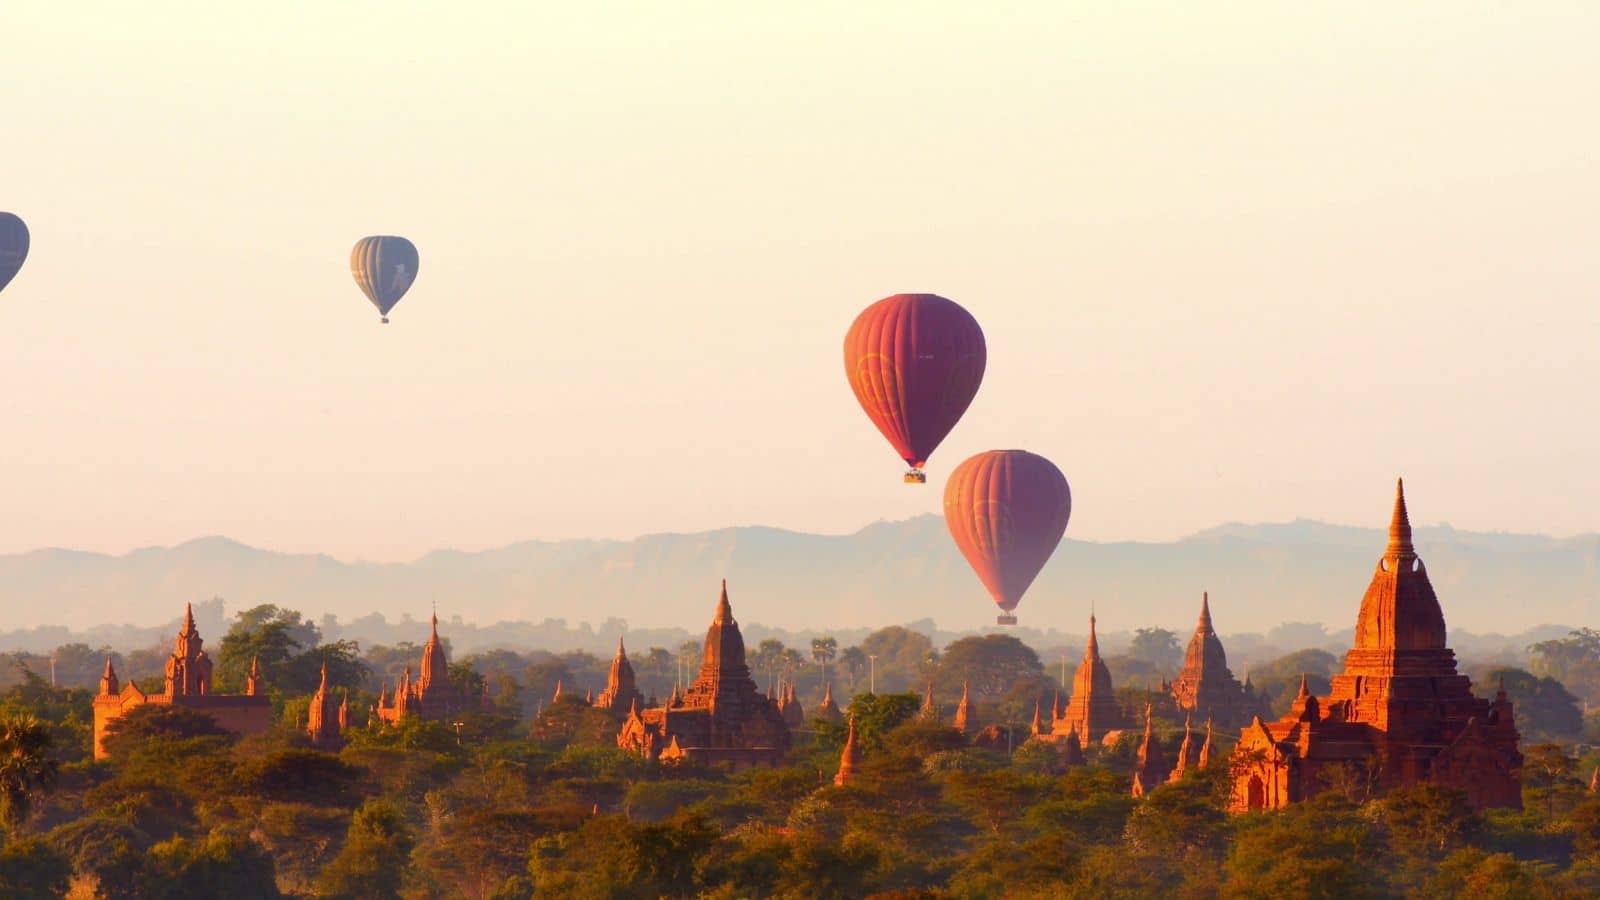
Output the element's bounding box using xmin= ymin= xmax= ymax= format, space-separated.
xmin=0 ymin=213 xmax=29 ymax=297
xmin=843 ymin=293 xmax=986 ymax=483
xmin=943 ymin=449 xmax=1071 ymax=625
xmin=350 ymin=236 xmax=419 ymax=323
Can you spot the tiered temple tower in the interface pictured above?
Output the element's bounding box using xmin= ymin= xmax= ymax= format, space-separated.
xmin=306 ymin=662 xmax=346 ymax=750
xmin=617 ymin=581 xmax=791 ymax=769
xmin=92 ymin=604 xmax=271 ymax=759
xmin=1168 ymin=593 xmax=1263 ymax=729
xmin=1231 ymin=481 xmax=1523 ymax=812
xmin=1056 ymin=615 xmax=1127 ymax=743
xmin=375 ymin=613 xmax=488 ymax=725
xmin=594 ymin=637 xmax=643 ymax=713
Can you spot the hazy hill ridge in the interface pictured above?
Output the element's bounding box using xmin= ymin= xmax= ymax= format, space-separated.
xmin=0 ymin=516 xmax=1593 ymax=638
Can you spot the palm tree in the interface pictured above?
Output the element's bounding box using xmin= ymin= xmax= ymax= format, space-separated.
xmin=811 ymin=637 xmax=838 ymax=688
xmin=0 ymin=713 xmax=58 ymax=833
xmin=839 ymin=647 xmax=867 ymax=691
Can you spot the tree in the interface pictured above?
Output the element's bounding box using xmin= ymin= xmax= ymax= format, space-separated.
xmin=935 ymin=635 xmax=1043 ymax=699
xmin=136 ymin=828 xmax=282 ymax=899
xmin=217 ymin=604 xmax=320 ymax=691
xmin=838 ymin=647 xmax=866 ymax=691
xmin=1127 ymin=628 xmax=1181 ymax=674
xmin=0 ymin=713 xmax=59 ymax=834
xmin=752 ymin=639 xmax=786 ymax=689
xmin=99 ymin=705 xmax=230 ymax=759
xmin=0 ymin=837 xmax=71 ymax=900
xmin=316 ymin=800 xmax=415 ymax=900
xmin=858 ymin=627 xmax=936 ymax=693
xmin=1477 ymin=667 xmax=1583 ymax=742
xmin=1224 ymin=793 xmax=1387 ymax=898
xmin=811 ymin=637 xmax=838 ymax=687
xmin=838 ymin=692 xmax=922 ymax=752
xmin=1528 ymin=628 xmax=1600 ymax=706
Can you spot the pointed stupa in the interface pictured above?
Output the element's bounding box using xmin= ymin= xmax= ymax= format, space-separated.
xmin=1062 ymin=614 xmax=1126 ymax=742
xmin=953 ymin=681 xmax=975 ymax=735
xmin=1197 ymin=718 xmax=1214 ymax=768
xmin=551 ymin=680 xmax=563 ymax=703
xmin=1288 ymin=673 xmax=1319 ymax=721
xmin=1590 ymin=767 xmax=1598 ymax=794
xmin=418 ymin=608 xmax=451 ymax=694
xmin=245 ymin=655 xmax=262 ymax=696
xmin=585 ymin=689 xmax=594 ymax=704
xmin=919 ymin=681 xmax=937 ymax=720
xmin=834 ymin=715 xmax=862 ymax=786
xmin=99 ymin=657 xmax=119 ymax=696
xmin=1353 ymin=478 xmax=1447 ymax=652
xmin=1131 ymin=703 xmax=1166 ymax=798
xmin=1169 ymin=714 xmax=1196 ymax=782
xmin=1030 ymin=697 xmax=1046 ymax=736
xmin=1062 ymin=723 xmax=1086 ymax=766
xmin=815 ymin=682 xmax=842 ymax=723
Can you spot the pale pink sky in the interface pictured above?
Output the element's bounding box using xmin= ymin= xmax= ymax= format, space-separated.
xmin=1 ymin=3 xmax=1597 ymax=561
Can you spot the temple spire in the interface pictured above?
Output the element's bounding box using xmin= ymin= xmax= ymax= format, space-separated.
xmin=182 ymin=602 xmax=196 ymax=635
xmin=714 ymin=579 xmax=733 ymax=625
xmin=1388 ymin=478 xmax=1415 ymax=559
xmin=1589 ymin=767 xmax=1598 ymax=794
xmin=1198 ymin=592 xmax=1213 ymax=633
xmin=1086 ymin=614 xmax=1099 ymax=659
xmin=99 ymin=657 xmax=119 ymax=696
xmin=1030 ymin=697 xmax=1046 ymax=735
xmin=953 ymin=681 xmax=973 ymax=734
xmin=1198 ymin=718 xmax=1214 ymax=768
xmin=834 ymin=715 xmax=861 ymax=786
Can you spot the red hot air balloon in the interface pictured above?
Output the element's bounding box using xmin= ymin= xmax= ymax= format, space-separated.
xmin=943 ymin=450 xmax=1072 ymax=625
xmin=843 ymin=294 xmax=986 ymax=483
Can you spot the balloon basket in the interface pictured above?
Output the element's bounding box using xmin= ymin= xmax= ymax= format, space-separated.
xmin=996 ymin=614 xmax=1017 ymax=626
xmin=904 ymin=469 xmax=926 ymax=484
xmin=381 ymin=317 xmax=389 ymax=324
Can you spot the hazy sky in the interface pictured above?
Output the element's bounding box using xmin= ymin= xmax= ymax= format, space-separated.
xmin=2 ymin=3 xmax=1597 ymax=562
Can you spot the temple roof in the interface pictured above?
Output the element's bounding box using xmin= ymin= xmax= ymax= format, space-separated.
xmin=701 ymin=580 xmax=748 ymax=672
xmin=1179 ymin=592 xmax=1229 ymax=680
xmin=1353 ymin=479 xmax=1448 ymax=652
xmin=419 ymin=611 xmax=449 ymax=691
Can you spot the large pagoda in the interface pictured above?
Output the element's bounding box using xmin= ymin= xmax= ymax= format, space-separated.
xmin=1230 ymin=480 xmax=1522 ymax=812
xmin=617 ymin=580 xmax=790 ymax=769
xmin=1167 ymin=593 xmax=1267 ymax=729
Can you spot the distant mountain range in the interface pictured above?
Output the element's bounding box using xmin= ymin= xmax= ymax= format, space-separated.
xmin=0 ymin=516 xmax=1592 ymax=643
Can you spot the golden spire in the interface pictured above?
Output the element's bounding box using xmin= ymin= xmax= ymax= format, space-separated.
xmin=713 ymin=579 xmax=733 ymax=625
xmin=1388 ymin=477 xmax=1415 ymax=559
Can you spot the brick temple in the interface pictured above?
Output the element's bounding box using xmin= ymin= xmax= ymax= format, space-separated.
xmin=1166 ymin=593 xmax=1270 ymax=729
xmin=617 ymin=580 xmax=791 ymax=768
xmin=92 ymin=604 xmax=271 ymax=759
xmin=1230 ymin=480 xmax=1523 ymax=812
xmin=374 ymin=613 xmax=490 ymax=725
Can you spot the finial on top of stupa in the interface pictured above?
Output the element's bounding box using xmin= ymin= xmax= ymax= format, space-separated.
xmin=1388 ymin=478 xmax=1415 ymax=559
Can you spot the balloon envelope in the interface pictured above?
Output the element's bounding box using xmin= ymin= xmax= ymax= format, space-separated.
xmin=943 ymin=450 xmax=1072 ymax=614
xmin=842 ymin=293 xmax=986 ymax=470
xmin=0 ymin=213 xmax=29 ymax=296
xmin=350 ymin=236 xmax=419 ymax=318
